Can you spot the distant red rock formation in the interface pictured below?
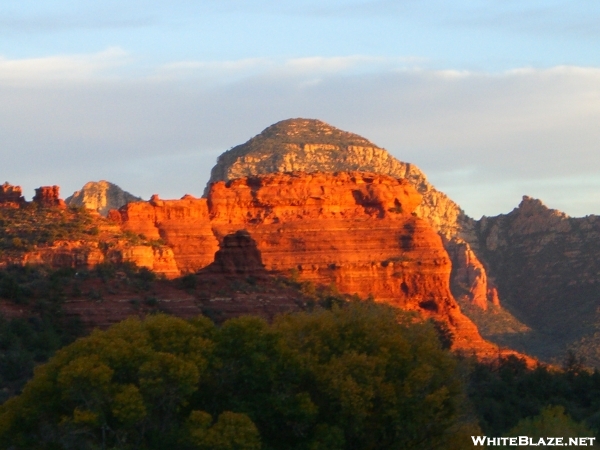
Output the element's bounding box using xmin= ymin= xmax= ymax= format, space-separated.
xmin=0 ymin=182 xmax=26 ymax=207
xmin=33 ymin=186 xmax=66 ymax=208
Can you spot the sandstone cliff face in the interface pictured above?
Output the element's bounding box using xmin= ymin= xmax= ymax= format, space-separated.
xmin=66 ymin=181 xmax=141 ymax=216
xmin=446 ymin=239 xmax=499 ymax=310
xmin=121 ymin=171 xmax=500 ymax=355
xmin=205 ymin=118 xmax=494 ymax=310
xmin=119 ymin=194 xmax=219 ymax=273
xmin=1 ymin=239 xmax=179 ymax=277
xmin=206 ymin=119 xmax=473 ymax=238
xmin=475 ymin=196 xmax=600 ymax=359
xmin=208 ymin=172 xmax=439 ymax=306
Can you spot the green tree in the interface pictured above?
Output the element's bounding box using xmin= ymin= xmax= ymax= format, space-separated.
xmin=186 ymin=411 xmax=261 ymax=450
xmin=0 ymin=304 xmax=476 ymax=449
xmin=500 ymin=406 xmax=596 ymax=449
xmin=0 ymin=314 xmax=215 ymax=449
xmin=274 ymin=302 xmax=474 ymax=450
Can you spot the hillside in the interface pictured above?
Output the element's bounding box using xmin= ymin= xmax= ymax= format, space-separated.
xmin=0 ymin=184 xmax=177 ymax=277
xmin=4 ymin=119 xmax=600 ymax=366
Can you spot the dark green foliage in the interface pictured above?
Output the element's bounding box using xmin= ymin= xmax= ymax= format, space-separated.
xmin=0 ymin=265 xmax=78 ymax=307
xmin=499 ymin=406 xmax=595 ymax=448
xmin=277 ymin=275 xmax=353 ymax=310
xmin=431 ymin=319 xmax=454 ymax=350
xmin=468 ymin=355 xmax=600 ymax=436
xmin=0 ymin=314 xmax=83 ymax=404
xmin=0 ymin=304 xmax=475 ymax=449
xmin=0 ymin=264 xmax=167 ymax=403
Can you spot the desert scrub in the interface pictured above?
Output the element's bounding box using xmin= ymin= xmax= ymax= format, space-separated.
xmin=0 ymin=205 xmax=100 ymax=250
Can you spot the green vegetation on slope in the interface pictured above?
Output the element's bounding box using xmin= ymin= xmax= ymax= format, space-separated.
xmin=0 ymin=303 xmax=476 ymax=450
xmin=0 ymin=263 xmax=167 ymax=402
xmin=469 ymin=354 xmax=600 ymax=438
xmin=0 ymin=204 xmax=163 ymax=256
xmin=0 ymin=205 xmax=101 ymax=252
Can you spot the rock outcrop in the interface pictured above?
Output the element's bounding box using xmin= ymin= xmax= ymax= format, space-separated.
xmin=119 ymin=194 xmax=219 ymax=273
xmin=0 ymin=183 xmax=25 ymax=207
xmin=205 ymin=230 xmax=267 ymax=278
xmin=205 ymin=118 xmax=496 ymax=310
xmin=120 ymin=171 xmax=502 ymax=356
xmin=446 ymin=239 xmax=499 ymax=310
xmin=66 ymin=181 xmax=142 ymax=216
xmin=206 ymin=119 xmax=472 ymax=237
xmin=32 ymin=186 xmax=66 ymax=209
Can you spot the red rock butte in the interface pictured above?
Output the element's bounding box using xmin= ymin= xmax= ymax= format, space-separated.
xmin=118 ymin=171 xmax=521 ymax=359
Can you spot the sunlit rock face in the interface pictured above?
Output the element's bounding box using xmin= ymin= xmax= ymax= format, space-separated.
xmin=120 ymin=170 xmax=502 ymax=356
xmin=0 ymin=182 xmax=26 ymax=207
xmin=204 ymin=118 xmax=496 ymax=310
xmin=206 ymin=119 xmax=470 ymax=236
xmin=119 ymin=194 xmax=220 ymax=274
xmin=33 ymin=186 xmax=66 ymax=209
xmin=66 ymin=180 xmax=141 ymax=216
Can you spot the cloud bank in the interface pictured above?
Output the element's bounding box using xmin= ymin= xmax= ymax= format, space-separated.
xmin=1 ymin=51 xmax=599 ymax=218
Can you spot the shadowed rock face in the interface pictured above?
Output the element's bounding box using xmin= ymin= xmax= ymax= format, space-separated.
xmin=206 ymin=230 xmax=267 ymax=278
xmin=66 ymin=181 xmax=141 ymax=216
xmin=474 ymin=196 xmax=600 ymax=361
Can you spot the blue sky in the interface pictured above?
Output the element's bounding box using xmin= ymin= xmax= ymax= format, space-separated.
xmin=1 ymin=1 xmax=599 ymax=217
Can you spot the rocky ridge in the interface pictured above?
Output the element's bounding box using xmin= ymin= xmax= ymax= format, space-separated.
xmin=33 ymin=186 xmax=66 ymax=209
xmin=66 ymin=180 xmax=141 ymax=216
xmin=474 ymin=196 xmax=600 ymax=363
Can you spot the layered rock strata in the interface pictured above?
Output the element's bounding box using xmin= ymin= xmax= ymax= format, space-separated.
xmin=120 ymin=171 xmax=501 ymax=355
xmin=0 ymin=183 xmax=178 ymax=276
xmin=205 ymin=118 xmax=498 ymax=310
xmin=119 ymin=194 xmax=219 ymax=273
xmin=475 ymin=196 xmax=600 ymax=356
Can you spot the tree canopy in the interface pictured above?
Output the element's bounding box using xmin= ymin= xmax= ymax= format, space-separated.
xmin=0 ymin=302 xmax=476 ymax=449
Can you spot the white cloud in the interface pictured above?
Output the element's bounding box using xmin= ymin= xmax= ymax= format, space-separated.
xmin=153 ymin=55 xmax=426 ymax=83
xmin=0 ymin=47 xmax=130 ymax=84
xmin=1 ymin=51 xmax=599 ymax=217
